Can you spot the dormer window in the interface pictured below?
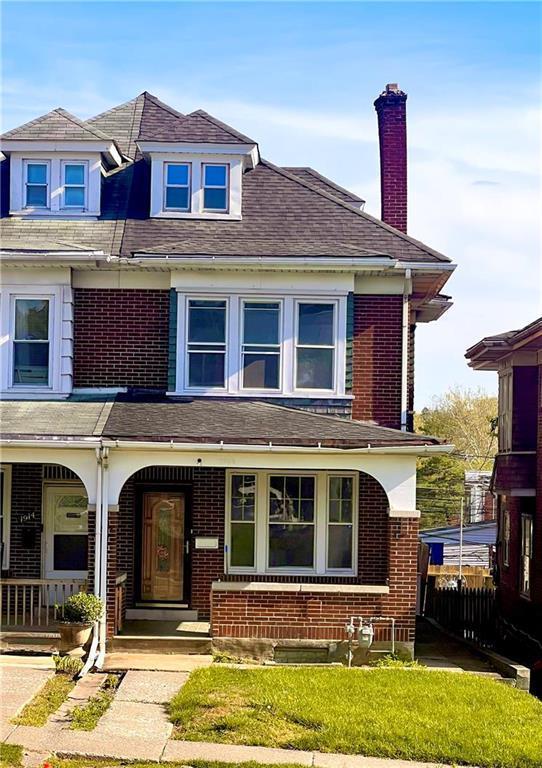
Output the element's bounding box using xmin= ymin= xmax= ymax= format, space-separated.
xmin=203 ymin=163 xmax=228 ymax=212
xmin=24 ymin=161 xmax=49 ymax=208
xmin=62 ymin=162 xmax=87 ymax=208
xmin=164 ymin=163 xmax=191 ymax=211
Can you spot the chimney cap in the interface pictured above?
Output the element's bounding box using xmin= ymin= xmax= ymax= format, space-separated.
xmin=374 ymin=83 xmax=407 ymax=109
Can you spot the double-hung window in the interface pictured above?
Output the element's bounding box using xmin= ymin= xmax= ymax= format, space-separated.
xmin=62 ymin=162 xmax=87 ymax=208
xmin=24 ymin=161 xmax=49 ymax=208
xmin=187 ymin=299 xmax=227 ymax=388
xmin=520 ymin=514 xmax=533 ymax=597
xmin=241 ymin=301 xmax=281 ymax=390
xmin=203 ymin=164 xmax=228 ymax=212
xmin=12 ymin=298 xmax=50 ymax=386
xmin=165 ymin=163 xmax=191 ymax=211
xmin=296 ymin=302 xmax=335 ymax=390
xmin=227 ymin=471 xmax=357 ymax=575
xmin=501 ymin=498 xmax=510 ymax=567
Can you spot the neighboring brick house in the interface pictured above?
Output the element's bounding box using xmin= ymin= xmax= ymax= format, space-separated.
xmin=466 ymin=318 xmax=542 ymax=653
xmin=0 ymin=84 xmax=455 ymax=661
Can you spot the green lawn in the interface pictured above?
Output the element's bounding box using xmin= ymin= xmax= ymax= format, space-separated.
xmin=11 ymin=673 xmax=74 ymax=727
xmin=70 ymin=674 xmax=120 ymax=730
xmin=169 ymin=666 xmax=542 ymax=768
xmin=0 ymin=745 xmax=23 ymax=768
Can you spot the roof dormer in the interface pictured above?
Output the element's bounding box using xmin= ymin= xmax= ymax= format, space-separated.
xmin=0 ymin=108 xmax=124 ymax=218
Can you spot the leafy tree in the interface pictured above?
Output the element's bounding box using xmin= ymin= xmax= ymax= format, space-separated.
xmin=416 ymin=386 xmax=498 ymax=529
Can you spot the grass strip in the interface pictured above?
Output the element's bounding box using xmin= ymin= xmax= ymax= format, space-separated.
xmin=169 ymin=665 xmax=542 ymax=768
xmin=50 ymin=760 xmax=306 ymax=768
xmin=0 ymin=744 xmax=23 ymax=768
xmin=70 ymin=674 xmax=120 ymax=731
xmin=11 ymin=673 xmax=74 ymax=727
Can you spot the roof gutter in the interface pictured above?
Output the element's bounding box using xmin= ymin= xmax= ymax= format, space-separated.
xmin=1 ymin=438 xmax=102 ymax=449
xmin=127 ymin=254 xmax=398 ymax=271
xmin=0 ymin=251 xmax=107 ymax=261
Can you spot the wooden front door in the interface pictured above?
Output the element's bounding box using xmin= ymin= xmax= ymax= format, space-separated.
xmin=141 ymin=492 xmax=185 ymax=602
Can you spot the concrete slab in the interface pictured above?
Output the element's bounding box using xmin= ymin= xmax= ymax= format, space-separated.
xmin=103 ymin=651 xmax=212 ymax=672
xmin=94 ymin=699 xmax=172 ymax=740
xmin=0 ymin=721 xmax=18 ymax=741
xmin=115 ymin=670 xmax=188 ymax=703
xmin=163 ymin=739 xmax=313 ymax=766
xmin=0 ymin=667 xmax=53 ymax=722
xmin=50 ymin=673 xmax=107 ymax=727
xmin=314 ymin=754 xmax=454 ymax=768
xmin=0 ymin=655 xmax=55 ymax=670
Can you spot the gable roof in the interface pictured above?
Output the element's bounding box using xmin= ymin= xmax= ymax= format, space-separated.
xmin=1 ymin=107 xmax=113 ymax=142
xmin=283 ymin=167 xmax=365 ymax=206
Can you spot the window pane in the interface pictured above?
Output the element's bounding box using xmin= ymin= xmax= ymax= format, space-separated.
xmin=231 ymin=475 xmax=255 ymax=521
xmin=13 ymin=342 xmax=49 ymax=384
xmin=243 ymin=353 xmax=279 ymax=389
xmin=64 ymin=164 xmax=85 ymax=185
xmin=298 ymin=304 xmax=334 ymax=345
xmin=27 ymin=164 xmax=47 ymax=183
xmin=54 ymin=495 xmax=88 ymax=533
xmin=54 ymin=535 xmax=88 ymax=570
xmin=65 ymin=187 xmax=85 ymax=207
xmin=204 ymin=165 xmax=227 ymax=186
xmin=167 ymin=164 xmax=189 ymax=185
xmin=26 ymin=185 xmax=47 ymax=206
xmin=269 ymin=524 xmax=313 ymax=568
xmin=204 ymin=188 xmax=227 ymax=211
xmin=296 ymin=347 xmax=333 ymax=389
xmin=188 ymin=301 xmax=226 ymax=343
xmin=328 ymin=525 xmax=353 ymax=569
xmin=166 ymin=187 xmax=189 ymax=209
xmin=243 ymin=303 xmax=280 ymax=345
xmin=188 ymin=352 xmax=224 ymax=387
xmin=15 ymin=299 xmax=49 ymax=339
xmin=231 ymin=523 xmax=255 ymax=567
xmin=269 ymin=476 xmax=314 ymax=523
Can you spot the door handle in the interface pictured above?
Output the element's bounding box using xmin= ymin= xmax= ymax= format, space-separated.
xmin=185 ymin=541 xmax=190 ymax=555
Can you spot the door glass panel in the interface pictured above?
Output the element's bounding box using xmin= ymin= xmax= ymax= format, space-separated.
xmin=54 ymin=535 xmax=88 ymax=570
xmin=48 ymin=487 xmax=88 ymax=575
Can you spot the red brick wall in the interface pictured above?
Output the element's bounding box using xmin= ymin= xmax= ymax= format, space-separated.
xmin=374 ymin=86 xmax=408 ymax=233
xmin=6 ymin=464 xmax=43 ymax=578
xmin=73 ymin=288 xmax=169 ymax=389
xmin=352 ymin=295 xmax=403 ymax=429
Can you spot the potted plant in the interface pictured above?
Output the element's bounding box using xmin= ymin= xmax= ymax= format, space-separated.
xmin=58 ymin=593 xmax=104 ymax=657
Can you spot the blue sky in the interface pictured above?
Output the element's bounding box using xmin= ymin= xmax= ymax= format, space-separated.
xmin=2 ymin=1 xmax=541 ymax=408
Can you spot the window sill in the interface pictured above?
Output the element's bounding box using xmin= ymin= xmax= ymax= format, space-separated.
xmin=10 ymin=210 xmax=99 ymax=219
xmin=2 ymin=390 xmax=69 ymax=400
xmin=212 ymin=581 xmax=389 ymax=595
xmin=167 ymin=390 xmax=354 ymax=400
xmin=152 ymin=210 xmax=241 ymax=221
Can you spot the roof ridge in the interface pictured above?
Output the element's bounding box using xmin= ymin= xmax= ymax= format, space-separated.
xmin=262 ymin=159 xmax=451 ymax=264
xmin=141 ymin=91 xmax=186 ymax=121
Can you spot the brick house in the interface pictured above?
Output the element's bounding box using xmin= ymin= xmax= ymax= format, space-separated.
xmin=0 ymin=84 xmax=455 ymax=662
xmin=466 ymin=318 xmax=541 ymax=653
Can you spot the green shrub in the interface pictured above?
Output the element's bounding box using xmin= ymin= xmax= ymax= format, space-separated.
xmin=62 ymin=593 xmax=103 ymax=624
xmin=374 ymin=654 xmax=423 ymax=668
xmin=53 ymin=655 xmax=84 ymax=677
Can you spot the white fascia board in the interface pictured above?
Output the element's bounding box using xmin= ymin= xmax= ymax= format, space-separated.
xmin=1 ymin=140 xmax=115 ymax=154
xmin=393 ymin=262 xmax=457 ymax=273
xmin=138 ymin=140 xmax=257 ymax=157
xmin=0 ymin=251 xmax=106 ymax=260
xmin=1 ymin=438 xmax=101 ymax=448
xmin=128 ymin=255 xmax=397 ymax=272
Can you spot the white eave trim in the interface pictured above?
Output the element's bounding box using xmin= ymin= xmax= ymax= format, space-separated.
xmin=128 ymin=254 xmax=398 ymax=271
xmin=137 ymin=141 xmax=260 ymax=168
xmin=0 ymin=140 xmax=123 ymax=167
xmin=211 ymin=581 xmax=390 ymax=594
xmin=0 ymin=251 xmax=107 ymax=261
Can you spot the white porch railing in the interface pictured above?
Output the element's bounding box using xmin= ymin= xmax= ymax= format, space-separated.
xmin=0 ymin=579 xmax=87 ymax=628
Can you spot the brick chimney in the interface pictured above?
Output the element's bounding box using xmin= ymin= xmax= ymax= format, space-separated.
xmin=374 ymin=83 xmax=408 ymax=233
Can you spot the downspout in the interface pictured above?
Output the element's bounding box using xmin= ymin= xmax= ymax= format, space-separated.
xmin=96 ymin=446 xmax=109 ymax=669
xmin=401 ymin=268 xmax=412 ymax=431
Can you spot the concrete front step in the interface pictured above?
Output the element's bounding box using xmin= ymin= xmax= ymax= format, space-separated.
xmin=0 ymin=631 xmax=60 ymax=653
xmin=110 ymin=635 xmax=212 ymax=654
xmin=126 ymin=608 xmax=198 ymax=621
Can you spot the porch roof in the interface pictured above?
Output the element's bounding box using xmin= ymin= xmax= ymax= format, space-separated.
xmin=0 ymin=398 xmax=443 ymax=450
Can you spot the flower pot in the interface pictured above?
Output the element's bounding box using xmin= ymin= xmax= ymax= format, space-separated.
xmin=58 ymin=622 xmax=93 ymax=657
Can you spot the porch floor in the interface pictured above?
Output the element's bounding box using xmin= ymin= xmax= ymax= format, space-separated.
xmin=118 ymin=620 xmax=210 ymax=638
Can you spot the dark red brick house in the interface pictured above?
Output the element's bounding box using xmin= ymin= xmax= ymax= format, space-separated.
xmin=0 ymin=84 xmax=455 ymax=663
xmin=466 ymin=318 xmax=541 ymax=654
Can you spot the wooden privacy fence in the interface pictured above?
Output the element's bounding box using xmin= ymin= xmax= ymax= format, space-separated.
xmin=0 ymin=579 xmax=87 ymax=628
xmin=425 ymin=585 xmax=497 ymax=648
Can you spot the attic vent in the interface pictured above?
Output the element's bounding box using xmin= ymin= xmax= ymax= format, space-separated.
xmin=133 ymin=466 xmax=195 ymax=482
xmin=43 ymin=464 xmax=79 ymax=481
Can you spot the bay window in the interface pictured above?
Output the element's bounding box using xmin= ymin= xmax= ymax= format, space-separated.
xmin=187 ymin=299 xmax=227 ymax=388
xmin=227 ymin=471 xmax=357 ymax=575
xmin=241 ymin=301 xmax=281 ymax=390
xmin=296 ymin=302 xmax=335 ymax=390
xmin=24 ymin=161 xmax=49 ymax=208
xmin=13 ymin=298 xmax=50 ymax=386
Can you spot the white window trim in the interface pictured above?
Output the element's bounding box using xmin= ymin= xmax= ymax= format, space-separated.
xmin=225 ymin=469 xmax=358 ymax=577
xmin=294 ymin=299 xmax=337 ymax=393
xmin=23 ymin=159 xmax=51 ymax=210
xmin=202 ymin=162 xmax=229 ymax=213
xmin=149 ymin=153 xmax=242 ymax=220
xmin=175 ymin=291 xmax=347 ymax=398
xmin=520 ymin=513 xmax=532 ymax=598
xmin=184 ymin=296 xmax=229 ymax=392
xmin=0 ymin=464 xmax=12 ymax=571
xmin=10 ymin=152 xmax=102 ymax=217
xmin=0 ymin=286 xmax=63 ymax=394
xmin=60 ymin=160 xmax=88 ymax=210
xmin=164 ymin=162 xmax=192 ymax=212
xmin=498 ymin=369 xmax=513 ymax=452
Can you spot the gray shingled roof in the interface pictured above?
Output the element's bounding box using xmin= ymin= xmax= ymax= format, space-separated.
xmin=1 ymin=108 xmax=113 ymax=142
xmin=284 ymin=167 xmax=365 ymax=205
xmin=0 ymin=398 xmax=442 ymax=450
xmin=0 ymin=92 xmax=451 ymax=265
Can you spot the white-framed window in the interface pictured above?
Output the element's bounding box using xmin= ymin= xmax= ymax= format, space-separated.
xmin=501 ymin=497 xmax=510 ymax=568
xmin=226 ymin=470 xmax=358 ymax=576
xmin=61 ymin=161 xmax=87 ymax=209
xmin=0 ymin=465 xmax=12 ymax=571
xmin=520 ymin=514 xmax=533 ymax=597
xmin=202 ymin=163 xmax=229 ymax=212
xmin=295 ymin=301 xmax=336 ymax=390
xmin=241 ymin=300 xmax=281 ymax=390
xmin=12 ymin=297 xmax=51 ymax=387
xmin=164 ymin=162 xmax=191 ymax=211
xmin=24 ymin=160 xmax=50 ymax=209
xmin=175 ymin=292 xmax=346 ymax=397
xmin=498 ymin=369 xmax=513 ymax=452
xmin=186 ymin=298 xmax=228 ymax=389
